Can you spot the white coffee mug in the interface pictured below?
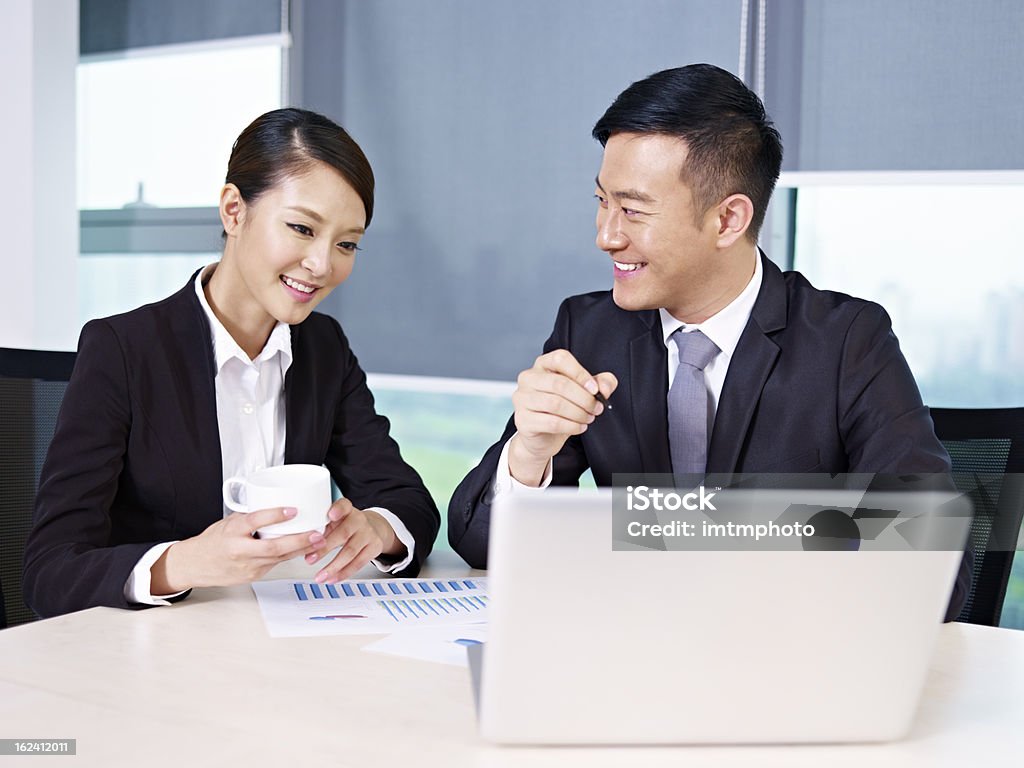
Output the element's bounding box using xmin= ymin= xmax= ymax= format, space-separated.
xmin=222 ymin=464 xmax=332 ymax=538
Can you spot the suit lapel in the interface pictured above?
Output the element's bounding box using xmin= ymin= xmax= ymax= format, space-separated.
xmin=706 ymin=253 xmax=787 ymax=473
xmin=707 ymin=327 xmax=779 ymax=472
xmin=629 ymin=314 xmax=672 ymax=473
xmin=284 ymin=325 xmax=302 ymax=464
xmin=283 ymin=364 xmax=306 ymax=464
xmin=167 ymin=276 xmax=223 ymax=527
xmin=284 ymin=322 xmax=318 ymax=465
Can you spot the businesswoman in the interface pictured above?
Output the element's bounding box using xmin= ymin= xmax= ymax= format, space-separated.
xmin=24 ymin=108 xmax=439 ymax=617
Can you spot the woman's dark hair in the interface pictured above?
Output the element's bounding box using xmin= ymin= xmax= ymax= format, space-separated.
xmin=593 ymin=64 xmax=782 ymax=241
xmin=226 ymin=107 xmax=374 ymax=227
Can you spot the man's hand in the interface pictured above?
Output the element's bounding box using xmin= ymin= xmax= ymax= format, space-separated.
xmin=508 ymin=349 xmax=618 ymax=486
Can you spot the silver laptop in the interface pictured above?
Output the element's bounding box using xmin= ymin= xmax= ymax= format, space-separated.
xmin=472 ymin=487 xmax=970 ymax=745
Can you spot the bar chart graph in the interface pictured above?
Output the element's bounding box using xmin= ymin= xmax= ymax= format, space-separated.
xmin=252 ymin=578 xmax=489 ymax=636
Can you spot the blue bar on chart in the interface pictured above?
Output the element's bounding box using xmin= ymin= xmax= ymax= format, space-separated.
xmin=290 ymin=578 xmax=486 ymax=605
xmin=420 ymin=600 xmax=439 ymax=615
xmin=406 ymin=600 xmax=428 ymax=617
xmin=371 ymin=595 xmax=487 ymax=624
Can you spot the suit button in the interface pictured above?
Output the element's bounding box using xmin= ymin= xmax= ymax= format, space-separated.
xmin=242 ymin=403 xmax=254 ymax=415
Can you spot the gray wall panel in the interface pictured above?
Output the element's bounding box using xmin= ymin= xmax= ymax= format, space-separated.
xmin=299 ymin=0 xmax=743 ymax=380
xmin=793 ymin=0 xmax=1024 ymax=171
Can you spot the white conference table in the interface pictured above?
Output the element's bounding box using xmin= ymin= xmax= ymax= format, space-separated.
xmin=1 ymin=549 xmax=1022 ymax=768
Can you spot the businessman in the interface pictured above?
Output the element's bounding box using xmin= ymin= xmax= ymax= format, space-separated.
xmin=448 ymin=64 xmax=970 ymax=620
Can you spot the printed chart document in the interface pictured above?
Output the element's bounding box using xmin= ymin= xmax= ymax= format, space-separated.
xmin=252 ymin=577 xmax=488 ymax=637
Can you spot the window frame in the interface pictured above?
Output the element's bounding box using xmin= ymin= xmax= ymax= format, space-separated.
xmin=78 ymin=30 xmax=292 ymax=256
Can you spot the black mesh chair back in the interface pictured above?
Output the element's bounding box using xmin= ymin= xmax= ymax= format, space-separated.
xmin=0 ymin=348 xmax=77 ymax=629
xmin=930 ymin=407 xmax=1024 ymax=626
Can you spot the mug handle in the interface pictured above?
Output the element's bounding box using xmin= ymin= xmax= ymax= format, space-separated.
xmin=222 ymin=476 xmax=249 ymax=513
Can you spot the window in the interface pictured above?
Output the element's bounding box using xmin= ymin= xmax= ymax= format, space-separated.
xmin=78 ymin=35 xmax=287 ymax=326
xmin=78 ymin=253 xmax=215 ymax=322
xmin=788 ymin=180 xmax=1024 ymax=408
xmin=1005 ymin=558 xmax=1024 ymax=630
xmin=77 ymin=42 xmax=284 ymax=210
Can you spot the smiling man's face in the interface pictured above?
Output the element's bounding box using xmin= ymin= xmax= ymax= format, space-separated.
xmin=594 ymin=132 xmax=725 ymax=322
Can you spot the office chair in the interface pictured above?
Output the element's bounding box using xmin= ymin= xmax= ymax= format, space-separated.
xmin=930 ymin=407 xmax=1024 ymax=627
xmin=0 ymin=347 xmax=77 ymax=629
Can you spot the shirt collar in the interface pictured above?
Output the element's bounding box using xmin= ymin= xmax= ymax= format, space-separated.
xmin=659 ymin=251 xmax=763 ymax=360
xmin=194 ymin=264 xmax=293 ymax=373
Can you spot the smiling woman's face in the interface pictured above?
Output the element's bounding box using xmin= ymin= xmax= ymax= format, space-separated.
xmin=218 ymin=160 xmax=367 ymax=330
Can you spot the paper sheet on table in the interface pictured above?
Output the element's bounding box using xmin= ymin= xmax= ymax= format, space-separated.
xmin=362 ymin=625 xmax=488 ymax=667
xmin=251 ymin=577 xmax=488 ymax=637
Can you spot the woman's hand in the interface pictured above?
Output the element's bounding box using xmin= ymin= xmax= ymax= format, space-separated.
xmin=151 ymin=507 xmax=326 ymax=593
xmin=303 ymin=499 xmax=406 ymax=583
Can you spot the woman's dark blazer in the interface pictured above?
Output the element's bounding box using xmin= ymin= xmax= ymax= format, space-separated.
xmin=24 ymin=275 xmax=439 ymax=618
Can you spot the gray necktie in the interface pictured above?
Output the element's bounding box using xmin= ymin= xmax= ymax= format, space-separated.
xmin=668 ymin=330 xmax=720 ymax=476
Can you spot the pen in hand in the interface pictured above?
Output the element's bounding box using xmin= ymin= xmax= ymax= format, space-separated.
xmin=594 ymin=391 xmax=613 ymax=411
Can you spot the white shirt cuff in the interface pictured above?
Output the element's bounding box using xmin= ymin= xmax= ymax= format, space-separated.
xmin=366 ymin=507 xmax=416 ymax=573
xmin=124 ymin=542 xmax=189 ymax=606
xmin=492 ymin=433 xmax=554 ymax=496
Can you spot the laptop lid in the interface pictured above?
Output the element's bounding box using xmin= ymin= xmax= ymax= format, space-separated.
xmin=477 ymin=487 xmax=969 ymax=745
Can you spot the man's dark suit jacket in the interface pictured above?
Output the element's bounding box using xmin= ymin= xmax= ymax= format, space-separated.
xmin=448 ymin=254 xmax=970 ymax=619
xmin=24 ymin=277 xmax=440 ymax=618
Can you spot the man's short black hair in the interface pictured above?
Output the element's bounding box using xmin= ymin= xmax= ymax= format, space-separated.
xmin=592 ymin=64 xmax=783 ymax=241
